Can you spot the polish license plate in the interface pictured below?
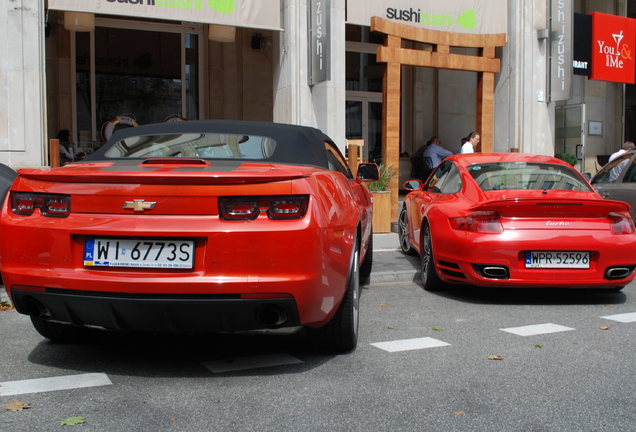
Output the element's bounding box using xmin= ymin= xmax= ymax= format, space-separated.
xmin=84 ymin=238 xmax=194 ymax=269
xmin=525 ymin=251 xmax=590 ymax=269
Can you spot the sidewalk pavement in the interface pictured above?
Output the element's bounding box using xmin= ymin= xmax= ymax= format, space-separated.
xmin=0 ymin=233 xmax=419 ymax=304
xmin=368 ymin=232 xmax=420 ymax=285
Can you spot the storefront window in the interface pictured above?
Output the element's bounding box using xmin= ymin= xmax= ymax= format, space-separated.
xmin=94 ymin=28 xmax=181 ymax=134
xmin=75 ymin=33 xmax=92 ymax=148
xmin=185 ymin=34 xmax=199 ymax=121
xmin=76 ymin=26 xmax=200 ymax=151
xmin=346 ymin=52 xmax=383 ymax=92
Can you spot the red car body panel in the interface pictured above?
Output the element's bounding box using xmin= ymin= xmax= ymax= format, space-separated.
xmin=1 ymin=121 xmax=376 ymax=338
xmin=402 ymin=153 xmax=636 ymax=289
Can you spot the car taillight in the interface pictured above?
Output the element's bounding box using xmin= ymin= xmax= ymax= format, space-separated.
xmin=219 ymin=195 xmax=309 ymax=221
xmin=449 ymin=211 xmax=503 ymax=233
xmin=11 ymin=192 xmax=71 ymax=218
xmin=609 ymin=212 xmax=636 ymax=234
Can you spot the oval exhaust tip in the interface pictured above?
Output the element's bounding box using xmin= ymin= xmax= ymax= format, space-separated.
xmin=606 ymin=267 xmax=632 ymax=280
xmin=482 ymin=266 xmax=509 ymax=279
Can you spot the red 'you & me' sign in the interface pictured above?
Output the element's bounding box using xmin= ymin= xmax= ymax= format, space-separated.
xmin=590 ymin=12 xmax=636 ymax=84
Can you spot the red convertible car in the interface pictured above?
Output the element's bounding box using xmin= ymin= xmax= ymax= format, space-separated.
xmin=1 ymin=121 xmax=379 ymax=351
xmin=398 ymin=153 xmax=636 ymax=291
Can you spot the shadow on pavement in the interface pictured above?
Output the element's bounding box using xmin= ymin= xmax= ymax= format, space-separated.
xmin=26 ymin=330 xmax=339 ymax=378
xmin=424 ymin=284 xmax=628 ymax=306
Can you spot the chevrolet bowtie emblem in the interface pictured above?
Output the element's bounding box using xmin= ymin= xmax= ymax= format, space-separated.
xmin=123 ymin=199 xmax=156 ymax=212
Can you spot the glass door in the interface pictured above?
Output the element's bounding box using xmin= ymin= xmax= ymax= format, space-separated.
xmin=346 ymin=95 xmax=382 ymax=163
xmin=555 ymin=104 xmax=586 ymax=173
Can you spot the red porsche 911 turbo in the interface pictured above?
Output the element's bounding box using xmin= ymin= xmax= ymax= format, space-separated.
xmin=398 ymin=153 xmax=636 ymax=291
xmin=1 ymin=120 xmax=379 ymax=351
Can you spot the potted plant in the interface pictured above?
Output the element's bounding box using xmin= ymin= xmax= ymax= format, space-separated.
xmin=555 ymin=152 xmax=577 ymax=166
xmin=365 ymin=164 xmax=395 ymax=233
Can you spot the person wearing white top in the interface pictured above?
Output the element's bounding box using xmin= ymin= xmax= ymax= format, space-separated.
xmin=56 ymin=129 xmax=76 ymax=165
xmin=608 ymin=141 xmax=635 ymax=182
xmin=461 ymin=132 xmax=480 ymax=154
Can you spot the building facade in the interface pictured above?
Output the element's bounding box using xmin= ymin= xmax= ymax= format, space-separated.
xmin=0 ymin=0 xmax=631 ymax=182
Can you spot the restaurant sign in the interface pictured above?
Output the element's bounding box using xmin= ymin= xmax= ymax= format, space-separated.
xmin=48 ymin=0 xmax=281 ymax=31
xmin=346 ymin=0 xmax=507 ymax=35
xmin=590 ymin=12 xmax=636 ymax=84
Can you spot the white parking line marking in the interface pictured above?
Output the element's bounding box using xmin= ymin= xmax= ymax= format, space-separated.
xmin=0 ymin=373 xmax=112 ymax=397
xmin=500 ymin=323 xmax=575 ymax=336
xmin=202 ymin=353 xmax=303 ymax=373
xmin=601 ymin=312 xmax=636 ymax=323
xmin=371 ymin=337 xmax=450 ymax=353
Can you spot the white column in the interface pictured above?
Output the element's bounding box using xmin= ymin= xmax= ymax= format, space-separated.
xmin=273 ymin=0 xmax=346 ymax=151
xmin=495 ymin=0 xmax=552 ymax=155
xmin=0 ymin=0 xmax=47 ymax=167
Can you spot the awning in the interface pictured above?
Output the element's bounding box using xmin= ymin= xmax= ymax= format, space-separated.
xmin=48 ymin=0 xmax=281 ymax=31
xmin=347 ymin=0 xmax=507 ymax=35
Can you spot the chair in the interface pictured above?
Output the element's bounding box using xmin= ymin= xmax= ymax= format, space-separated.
xmin=411 ymin=156 xmax=433 ymax=181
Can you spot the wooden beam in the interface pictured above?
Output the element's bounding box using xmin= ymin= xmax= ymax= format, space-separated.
xmin=377 ymin=46 xmax=501 ymax=73
xmin=477 ymin=72 xmax=495 ymax=152
xmin=382 ymin=36 xmax=402 ymax=223
xmin=371 ymin=16 xmax=506 ymax=49
xmin=50 ymin=139 xmax=60 ymax=167
xmin=373 ymin=17 xmax=506 ymax=225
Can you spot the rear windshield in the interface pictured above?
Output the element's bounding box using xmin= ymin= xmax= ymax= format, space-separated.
xmin=103 ymin=133 xmax=277 ymax=159
xmin=468 ymin=162 xmax=592 ymax=192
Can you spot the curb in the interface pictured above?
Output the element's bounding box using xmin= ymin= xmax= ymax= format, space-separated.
xmin=368 ymin=270 xmax=421 ymax=285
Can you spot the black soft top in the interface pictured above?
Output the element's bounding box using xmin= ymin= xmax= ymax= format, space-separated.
xmin=85 ymin=120 xmax=336 ymax=169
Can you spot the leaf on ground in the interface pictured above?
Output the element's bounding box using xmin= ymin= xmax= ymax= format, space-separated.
xmin=387 ymin=326 xmax=395 ymax=329
xmin=170 ymin=418 xmax=178 ymax=422
xmin=534 ymin=344 xmax=544 ymax=348
xmin=379 ymin=304 xmax=387 ymax=307
xmin=600 ymin=326 xmax=610 ymax=330
xmin=0 ymin=301 xmax=15 ymax=311
xmin=453 ymin=410 xmax=466 ymax=415
xmin=60 ymin=416 xmax=87 ymax=426
xmin=4 ymin=400 xmax=31 ymax=412
xmin=486 ymin=355 xmax=504 ymax=360
xmin=432 ymin=327 xmax=443 ymax=331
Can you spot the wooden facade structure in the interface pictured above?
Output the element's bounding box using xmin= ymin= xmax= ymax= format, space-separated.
xmin=371 ymin=17 xmax=507 ymax=222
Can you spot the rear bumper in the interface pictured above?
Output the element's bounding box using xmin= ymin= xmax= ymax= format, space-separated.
xmin=1 ymin=210 xmax=358 ymax=329
xmin=432 ymin=228 xmax=636 ymax=288
xmin=11 ymin=288 xmax=301 ymax=333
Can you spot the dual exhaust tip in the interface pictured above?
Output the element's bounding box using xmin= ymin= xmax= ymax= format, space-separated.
xmin=474 ymin=265 xmax=635 ymax=281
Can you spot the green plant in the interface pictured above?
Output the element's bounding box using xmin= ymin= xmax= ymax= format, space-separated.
xmin=365 ymin=164 xmax=396 ymax=191
xmin=555 ymin=152 xmax=577 ymax=166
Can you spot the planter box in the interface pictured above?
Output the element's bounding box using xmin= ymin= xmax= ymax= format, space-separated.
xmin=371 ymin=191 xmax=392 ymax=233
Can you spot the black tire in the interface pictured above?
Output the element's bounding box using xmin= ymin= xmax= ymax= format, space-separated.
xmin=360 ymin=232 xmax=373 ymax=278
xmin=309 ymin=247 xmax=360 ymax=352
xmin=398 ymin=207 xmax=417 ymax=255
xmin=421 ymin=222 xmax=446 ymax=291
xmin=30 ymin=316 xmax=95 ymax=343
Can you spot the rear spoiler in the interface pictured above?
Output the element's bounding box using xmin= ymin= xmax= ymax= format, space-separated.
xmin=16 ymin=162 xmax=311 ymax=185
xmin=470 ymin=197 xmax=631 ymax=216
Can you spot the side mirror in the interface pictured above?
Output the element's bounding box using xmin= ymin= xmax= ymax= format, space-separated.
xmin=582 ymin=172 xmax=592 ymax=181
xmin=403 ymin=179 xmax=423 ymax=191
xmin=356 ymin=163 xmax=380 ymax=182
